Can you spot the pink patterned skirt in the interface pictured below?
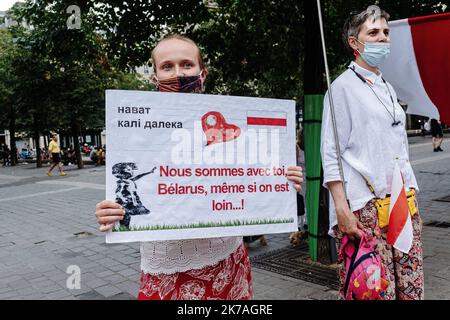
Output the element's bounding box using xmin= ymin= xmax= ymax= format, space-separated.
xmin=137 ymin=242 xmax=253 ymax=300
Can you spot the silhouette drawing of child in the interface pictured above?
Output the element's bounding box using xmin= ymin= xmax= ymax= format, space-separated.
xmin=112 ymin=163 xmax=157 ymax=229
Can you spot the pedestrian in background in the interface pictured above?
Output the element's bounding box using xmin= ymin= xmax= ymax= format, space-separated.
xmin=90 ymin=146 xmax=99 ymax=165
xmin=423 ymin=118 xmax=431 ymax=135
xmin=290 ymin=127 xmax=308 ymax=246
xmin=2 ymin=143 xmax=11 ymax=166
xmin=99 ymin=145 xmax=106 ymax=165
xmin=296 ymin=127 xmax=307 ymax=232
xmin=67 ymin=144 xmax=77 ymax=165
xmin=46 ymin=133 xmax=66 ymax=176
xmin=430 ymin=118 xmax=444 ymax=152
xmin=96 ymin=146 xmax=105 ymax=165
xmin=41 ymin=147 xmax=49 ymax=163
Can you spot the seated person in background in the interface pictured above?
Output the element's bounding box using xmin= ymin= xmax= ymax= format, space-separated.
xmin=41 ymin=148 xmax=48 ymax=161
xmin=82 ymin=144 xmax=90 ymax=154
xmin=99 ymin=145 xmax=106 ymax=165
xmin=90 ymin=147 xmax=99 ymax=164
xmin=62 ymin=148 xmax=70 ymax=165
xmin=67 ymin=144 xmax=77 ymax=165
xmin=96 ymin=146 xmax=104 ymax=165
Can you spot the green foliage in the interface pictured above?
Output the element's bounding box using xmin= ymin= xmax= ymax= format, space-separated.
xmin=92 ymin=0 xmax=210 ymax=70
xmin=13 ymin=0 xmax=108 ymax=132
xmin=109 ymin=72 xmax=155 ymax=91
xmin=0 ymin=30 xmax=14 ymax=126
xmin=7 ymin=0 xmax=152 ymax=136
xmin=1 ymin=0 xmax=449 ymax=143
xmin=194 ymin=0 xmax=304 ymax=102
xmin=0 ymin=28 xmax=29 ymax=132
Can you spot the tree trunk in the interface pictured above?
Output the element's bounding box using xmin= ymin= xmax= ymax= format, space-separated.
xmin=71 ymin=121 xmax=84 ymax=169
xmin=33 ymin=130 xmax=42 ymax=168
xmin=317 ymin=168 xmax=332 ymax=264
xmin=304 ymin=0 xmax=326 ymax=94
xmin=304 ymin=0 xmax=332 ymax=264
xmin=8 ymin=110 xmax=17 ymax=166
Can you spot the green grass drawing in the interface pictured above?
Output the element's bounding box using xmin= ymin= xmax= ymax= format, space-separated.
xmin=113 ymin=217 xmax=294 ymax=232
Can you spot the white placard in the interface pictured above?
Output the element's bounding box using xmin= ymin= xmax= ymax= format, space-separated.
xmin=105 ymin=90 xmax=297 ymax=243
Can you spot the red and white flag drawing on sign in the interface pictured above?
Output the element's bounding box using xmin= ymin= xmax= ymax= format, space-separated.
xmin=380 ymin=12 xmax=450 ymax=124
xmin=387 ymin=162 xmax=413 ymax=254
xmin=246 ymin=111 xmax=287 ymax=132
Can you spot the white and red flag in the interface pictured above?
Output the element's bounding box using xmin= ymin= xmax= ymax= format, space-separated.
xmin=380 ymin=12 xmax=450 ymax=124
xmin=387 ymin=162 xmax=413 ymax=254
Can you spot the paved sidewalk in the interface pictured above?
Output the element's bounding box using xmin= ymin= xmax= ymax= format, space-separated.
xmin=0 ymin=136 xmax=449 ymax=300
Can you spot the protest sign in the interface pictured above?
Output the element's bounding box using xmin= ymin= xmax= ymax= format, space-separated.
xmin=105 ymin=90 xmax=298 ymax=243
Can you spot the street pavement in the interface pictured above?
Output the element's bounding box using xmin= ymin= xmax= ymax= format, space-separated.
xmin=0 ymin=136 xmax=449 ymax=300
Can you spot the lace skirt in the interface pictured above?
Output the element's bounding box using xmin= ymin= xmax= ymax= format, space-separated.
xmin=137 ymin=242 xmax=253 ymax=300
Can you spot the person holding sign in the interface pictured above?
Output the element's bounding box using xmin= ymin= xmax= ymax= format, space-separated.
xmin=321 ymin=6 xmax=424 ymax=300
xmin=95 ymin=34 xmax=304 ymax=300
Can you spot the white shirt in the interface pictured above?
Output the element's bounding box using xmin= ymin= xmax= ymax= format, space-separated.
xmin=321 ymin=61 xmax=419 ymax=236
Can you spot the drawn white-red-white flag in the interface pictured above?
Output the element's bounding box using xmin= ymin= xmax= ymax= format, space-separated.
xmin=387 ymin=162 xmax=413 ymax=254
xmin=380 ymin=12 xmax=450 ymax=124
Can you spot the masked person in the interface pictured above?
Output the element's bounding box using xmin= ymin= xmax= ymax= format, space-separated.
xmin=95 ymin=34 xmax=304 ymax=300
xmin=321 ymin=6 xmax=424 ymax=300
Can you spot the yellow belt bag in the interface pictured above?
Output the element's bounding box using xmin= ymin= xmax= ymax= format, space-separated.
xmin=374 ymin=190 xmax=418 ymax=229
xmin=364 ymin=178 xmax=417 ymax=229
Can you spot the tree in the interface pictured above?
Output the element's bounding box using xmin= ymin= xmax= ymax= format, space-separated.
xmin=303 ymin=0 xmax=331 ymax=263
xmin=11 ymin=28 xmax=55 ymax=168
xmin=13 ymin=1 xmax=143 ymax=168
xmin=0 ymin=28 xmax=29 ymax=166
xmin=92 ymin=0 xmax=210 ymax=70
xmin=194 ymin=0 xmax=304 ymax=102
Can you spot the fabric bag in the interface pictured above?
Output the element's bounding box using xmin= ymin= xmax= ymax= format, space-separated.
xmin=341 ymin=233 xmax=389 ymax=300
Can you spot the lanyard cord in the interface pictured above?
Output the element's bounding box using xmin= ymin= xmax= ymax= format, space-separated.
xmin=348 ymin=67 xmax=400 ymax=126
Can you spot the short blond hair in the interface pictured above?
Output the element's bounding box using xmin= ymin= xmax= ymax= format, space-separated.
xmin=150 ymin=34 xmax=205 ymax=73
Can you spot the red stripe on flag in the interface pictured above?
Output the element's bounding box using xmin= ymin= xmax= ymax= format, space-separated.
xmin=387 ymin=189 xmax=409 ymax=246
xmin=247 ymin=117 xmax=287 ymax=126
xmin=409 ymin=12 xmax=450 ymax=125
xmin=409 ymin=12 xmax=450 ymax=24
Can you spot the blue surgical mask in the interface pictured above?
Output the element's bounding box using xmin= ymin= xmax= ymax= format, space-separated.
xmin=356 ymin=39 xmax=390 ymax=67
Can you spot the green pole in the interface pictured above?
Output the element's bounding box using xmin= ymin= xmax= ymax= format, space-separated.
xmin=303 ymin=94 xmax=324 ymax=261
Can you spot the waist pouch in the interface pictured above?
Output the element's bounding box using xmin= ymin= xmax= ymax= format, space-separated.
xmin=374 ymin=190 xmax=417 ymax=229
